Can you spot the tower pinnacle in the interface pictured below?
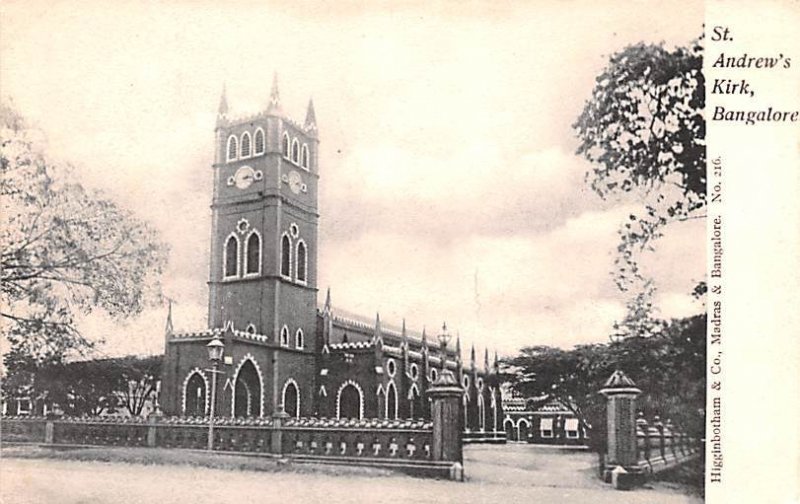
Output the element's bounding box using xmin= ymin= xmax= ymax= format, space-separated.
xmin=267 ymin=72 xmax=281 ymax=114
xmin=218 ymin=85 xmax=229 ymax=116
xmin=305 ymin=99 xmax=317 ymax=133
xmin=324 ymin=287 xmax=332 ymax=314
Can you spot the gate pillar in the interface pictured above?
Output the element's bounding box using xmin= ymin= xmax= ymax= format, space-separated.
xmin=599 ymin=370 xmax=643 ymax=489
xmin=428 ymin=369 xmax=464 ymax=479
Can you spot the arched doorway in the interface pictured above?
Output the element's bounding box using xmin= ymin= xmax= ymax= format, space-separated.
xmin=386 ymin=383 xmax=397 ymax=419
xmin=337 ymin=383 xmax=362 ymax=419
xmin=233 ymin=360 xmax=262 ymax=417
xmin=184 ymin=372 xmax=207 ymax=416
xmin=518 ymin=419 xmax=531 ymax=442
xmin=283 ymin=381 xmax=299 ymax=418
xmin=504 ymin=418 xmax=516 ymax=441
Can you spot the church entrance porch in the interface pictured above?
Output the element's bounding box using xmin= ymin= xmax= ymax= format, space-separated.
xmin=232 ymin=360 xmax=262 ymax=417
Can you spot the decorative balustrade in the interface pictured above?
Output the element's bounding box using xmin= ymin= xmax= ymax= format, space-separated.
xmin=1 ymin=374 xmax=465 ymax=480
xmin=634 ymin=414 xmax=700 ymax=474
xmin=599 ymin=370 xmax=702 ymax=491
xmin=281 ymin=418 xmax=433 ymax=462
xmin=1 ymin=414 xmax=454 ymax=479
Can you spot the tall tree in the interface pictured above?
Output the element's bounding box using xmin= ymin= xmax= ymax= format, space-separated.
xmin=114 ymin=355 xmax=162 ymax=416
xmin=573 ymin=38 xmax=705 ymax=292
xmin=1 ymin=102 xmax=169 ymax=367
xmin=503 ymin=313 xmax=706 ymax=451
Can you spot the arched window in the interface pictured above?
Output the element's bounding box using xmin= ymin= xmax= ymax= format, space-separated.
xmin=280 ymin=326 xmax=290 ymax=347
xmin=291 ymin=139 xmax=300 ymax=163
xmin=301 ymin=144 xmax=309 ymax=170
xmin=282 ymin=133 xmax=290 ymax=158
xmin=283 ymin=380 xmax=300 ymax=418
xmin=296 ymin=240 xmax=307 ymax=283
xmin=253 ymin=128 xmax=265 ymax=155
xmin=240 ymin=132 xmax=251 ymax=158
xmin=183 ymin=371 xmax=207 ymax=416
xmin=386 ymin=382 xmax=397 ymax=420
xmin=224 ymin=235 xmax=239 ymax=278
xmin=226 ymin=135 xmax=238 ymax=162
xmin=281 ymin=234 xmax=291 ymax=278
xmin=478 ymin=395 xmax=486 ymax=432
xmin=245 ymin=231 xmax=261 ymax=275
xmin=295 ymin=329 xmax=304 ymax=349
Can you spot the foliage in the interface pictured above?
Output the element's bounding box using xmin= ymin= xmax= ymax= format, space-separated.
xmin=3 ymin=355 xmax=163 ymax=417
xmin=37 ymin=359 xmax=122 ymax=416
xmin=573 ymin=38 xmax=705 ymax=291
xmin=612 ymin=278 xmax=666 ymax=340
xmin=502 ymin=314 xmax=706 ymax=451
xmin=0 ymin=101 xmax=169 ymax=365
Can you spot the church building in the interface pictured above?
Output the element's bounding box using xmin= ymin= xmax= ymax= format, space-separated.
xmin=159 ymin=78 xmax=503 ymax=435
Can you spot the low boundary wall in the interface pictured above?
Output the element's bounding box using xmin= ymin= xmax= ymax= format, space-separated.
xmin=0 ymin=415 xmax=462 ymax=480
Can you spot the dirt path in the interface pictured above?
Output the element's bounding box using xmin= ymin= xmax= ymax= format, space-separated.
xmin=1 ymin=444 xmax=702 ymax=504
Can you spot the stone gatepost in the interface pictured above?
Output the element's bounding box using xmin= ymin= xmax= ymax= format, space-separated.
xmin=147 ymin=413 xmax=162 ymax=447
xmin=271 ymin=410 xmax=290 ymax=456
xmin=427 ymin=369 xmax=464 ymax=480
xmin=599 ymin=370 xmax=643 ymax=490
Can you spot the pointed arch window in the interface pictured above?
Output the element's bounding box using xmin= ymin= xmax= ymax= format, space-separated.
xmin=240 ymin=132 xmax=251 ymax=158
xmin=281 ymin=234 xmax=291 ymax=278
xmin=254 ymin=128 xmax=265 ymax=155
xmin=226 ymin=135 xmax=238 ymax=162
xmin=244 ymin=231 xmax=261 ymax=276
xmin=282 ymin=133 xmax=290 ymax=158
xmin=386 ymin=382 xmax=398 ymax=420
xmin=224 ymin=234 xmax=240 ymax=278
xmin=280 ymin=326 xmax=290 ymax=347
xmin=291 ymin=139 xmax=300 ymax=164
xmin=295 ymin=328 xmax=304 ymax=349
xmin=301 ymin=144 xmax=309 ymax=170
xmin=296 ymin=240 xmax=307 ymax=284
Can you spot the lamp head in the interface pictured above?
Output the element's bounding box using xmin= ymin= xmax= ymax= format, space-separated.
xmin=206 ymin=337 xmax=225 ymax=362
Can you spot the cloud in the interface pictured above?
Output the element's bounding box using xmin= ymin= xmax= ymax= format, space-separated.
xmin=2 ymin=1 xmax=704 ymax=357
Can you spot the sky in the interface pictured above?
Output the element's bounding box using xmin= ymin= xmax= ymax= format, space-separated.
xmin=1 ymin=0 xmax=705 ymax=358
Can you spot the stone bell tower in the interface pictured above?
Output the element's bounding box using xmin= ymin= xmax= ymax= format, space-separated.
xmin=207 ymin=75 xmax=320 ymax=349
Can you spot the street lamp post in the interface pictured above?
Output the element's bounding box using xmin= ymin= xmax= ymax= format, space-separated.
xmin=437 ymin=322 xmax=451 ymax=372
xmin=206 ymin=337 xmax=225 ymax=451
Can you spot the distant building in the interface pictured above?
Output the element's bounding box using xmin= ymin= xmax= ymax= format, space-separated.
xmin=159 ymin=79 xmax=504 ymax=435
xmin=502 ymin=394 xmax=588 ymax=445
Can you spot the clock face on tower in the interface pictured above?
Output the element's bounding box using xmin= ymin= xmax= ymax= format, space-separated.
xmin=229 ymin=166 xmax=263 ymax=189
xmin=288 ymin=170 xmax=303 ymax=194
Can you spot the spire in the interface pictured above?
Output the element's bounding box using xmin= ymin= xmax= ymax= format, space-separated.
xmin=484 ymin=348 xmax=490 ymax=372
xmin=401 ymin=318 xmax=408 ymax=347
xmin=164 ymin=298 xmax=174 ymax=336
xmin=455 ymin=333 xmax=461 ymax=355
xmin=470 ymin=344 xmax=476 ymax=368
xmin=304 ymin=98 xmax=317 ymax=131
xmin=493 ymin=350 xmax=499 ymax=372
xmin=217 ymin=85 xmax=229 ymax=116
xmin=267 ymin=72 xmax=281 ymax=114
xmin=324 ymin=287 xmax=332 ymax=314
xmin=421 ymin=327 xmax=428 ymax=352
xmin=372 ymin=312 xmax=382 ymax=344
